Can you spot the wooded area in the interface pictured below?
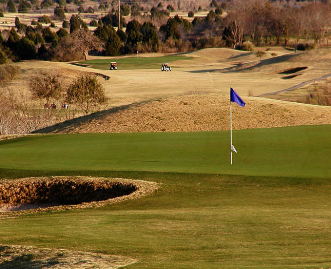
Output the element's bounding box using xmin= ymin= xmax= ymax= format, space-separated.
xmin=0 ymin=0 xmax=331 ymax=62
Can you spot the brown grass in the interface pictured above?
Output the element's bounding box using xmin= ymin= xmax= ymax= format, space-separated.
xmin=35 ymin=94 xmax=331 ymax=134
xmin=0 ymin=244 xmax=137 ymax=268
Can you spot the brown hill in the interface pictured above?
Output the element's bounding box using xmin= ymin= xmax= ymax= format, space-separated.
xmin=35 ymin=94 xmax=331 ymax=134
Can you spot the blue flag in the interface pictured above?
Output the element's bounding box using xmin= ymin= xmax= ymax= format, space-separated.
xmin=230 ymin=88 xmax=245 ymax=107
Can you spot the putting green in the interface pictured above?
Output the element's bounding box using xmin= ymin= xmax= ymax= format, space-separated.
xmin=0 ymin=125 xmax=330 ymax=178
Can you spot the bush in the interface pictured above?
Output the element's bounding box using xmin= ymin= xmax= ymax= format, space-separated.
xmin=90 ymin=20 xmax=98 ymax=27
xmin=188 ymin=11 xmax=194 ymax=17
xmin=62 ymin=20 xmax=69 ymax=28
xmin=296 ymin=43 xmax=317 ymax=51
xmin=38 ymin=15 xmax=52 ymax=23
xmin=66 ymin=74 xmax=107 ymax=114
xmin=0 ymin=49 xmax=7 ymax=64
xmin=54 ymin=6 xmax=66 ymax=19
xmin=235 ymin=41 xmax=255 ymax=51
xmin=0 ymin=64 xmax=20 ymax=81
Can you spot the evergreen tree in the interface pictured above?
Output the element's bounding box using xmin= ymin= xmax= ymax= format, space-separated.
xmin=125 ymin=20 xmax=142 ymax=46
xmin=141 ymin=22 xmax=159 ymax=52
xmin=7 ymin=0 xmax=16 ymax=12
xmin=54 ymin=6 xmax=66 ymax=20
xmin=104 ymin=28 xmax=121 ymax=56
xmin=69 ymin=14 xmax=80 ymax=33
xmin=17 ymin=37 xmax=37 ymax=60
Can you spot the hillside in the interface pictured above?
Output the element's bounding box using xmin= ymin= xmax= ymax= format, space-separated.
xmin=35 ymin=94 xmax=331 ymax=134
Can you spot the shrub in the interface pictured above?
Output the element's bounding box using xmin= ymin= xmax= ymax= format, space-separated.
xmin=90 ymin=20 xmax=98 ymax=27
xmin=0 ymin=64 xmax=20 ymax=81
xmin=54 ymin=6 xmax=66 ymax=20
xmin=38 ymin=15 xmax=52 ymax=23
xmin=66 ymin=74 xmax=107 ymax=114
xmin=255 ymin=50 xmax=266 ymax=60
xmin=62 ymin=20 xmax=69 ymax=28
xmin=0 ymin=49 xmax=7 ymax=64
xmin=166 ymin=4 xmax=174 ymax=12
xmin=188 ymin=11 xmax=194 ymax=17
xmin=235 ymin=41 xmax=255 ymax=52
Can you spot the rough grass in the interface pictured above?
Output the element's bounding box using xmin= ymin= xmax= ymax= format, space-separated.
xmin=32 ymin=94 xmax=331 ymax=134
xmin=1 ymin=172 xmax=331 ymax=269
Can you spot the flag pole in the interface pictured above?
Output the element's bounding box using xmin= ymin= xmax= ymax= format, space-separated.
xmin=230 ymin=100 xmax=233 ymax=165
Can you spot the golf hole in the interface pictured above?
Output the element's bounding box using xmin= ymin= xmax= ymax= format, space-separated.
xmin=0 ymin=177 xmax=137 ymax=212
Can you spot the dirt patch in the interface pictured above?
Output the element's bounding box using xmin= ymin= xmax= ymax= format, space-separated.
xmin=0 ymin=176 xmax=159 ymax=218
xmin=34 ymin=94 xmax=331 ymax=134
xmin=0 ymin=244 xmax=137 ymax=269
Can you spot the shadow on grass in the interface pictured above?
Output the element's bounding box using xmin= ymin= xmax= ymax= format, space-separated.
xmin=31 ymin=100 xmax=151 ymax=134
xmin=0 ymin=252 xmax=60 ymax=269
xmin=188 ymin=53 xmax=299 ymax=74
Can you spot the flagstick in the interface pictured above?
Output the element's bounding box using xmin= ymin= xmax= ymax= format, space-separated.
xmin=230 ymin=101 xmax=233 ymax=165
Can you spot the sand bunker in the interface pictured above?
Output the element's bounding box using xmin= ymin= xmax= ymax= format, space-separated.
xmin=0 ymin=176 xmax=159 ymax=215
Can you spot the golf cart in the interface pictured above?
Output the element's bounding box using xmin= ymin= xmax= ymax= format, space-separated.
xmin=110 ymin=62 xmax=117 ymax=70
xmin=161 ymin=63 xmax=171 ymax=71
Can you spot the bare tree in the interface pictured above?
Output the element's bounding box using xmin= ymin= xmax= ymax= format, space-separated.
xmin=29 ymin=72 xmax=63 ymax=108
xmin=66 ymin=74 xmax=107 ymax=114
xmin=52 ymin=29 xmax=102 ymax=61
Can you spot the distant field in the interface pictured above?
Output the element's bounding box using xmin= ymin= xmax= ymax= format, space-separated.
xmin=0 ymin=125 xmax=331 ymax=268
xmin=79 ymin=55 xmax=193 ymax=70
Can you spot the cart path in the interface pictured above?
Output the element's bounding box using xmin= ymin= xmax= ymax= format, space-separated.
xmin=258 ymin=72 xmax=331 ymax=97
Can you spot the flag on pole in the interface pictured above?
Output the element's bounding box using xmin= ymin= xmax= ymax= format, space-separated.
xmin=231 ymin=145 xmax=237 ymax=153
xmin=230 ymin=87 xmax=245 ymax=164
xmin=230 ymin=88 xmax=245 ymax=107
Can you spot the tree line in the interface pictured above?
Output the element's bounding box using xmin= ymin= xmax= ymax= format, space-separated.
xmin=1 ymin=0 xmax=331 ymax=63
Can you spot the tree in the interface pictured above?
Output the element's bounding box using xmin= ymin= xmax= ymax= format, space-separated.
xmin=53 ymin=28 xmax=102 ymax=61
xmin=141 ymin=22 xmax=159 ymax=52
xmin=18 ymin=0 xmax=31 ymax=13
xmin=66 ymin=74 xmax=107 ymax=114
xmin=0 ymin=49 xmax=7 ymax=64
xmin=120 ymin=4 xmax=130 ymax=16
xmin=38 ymin=15 xmax=52 ymax=23
xmin=29 ymin=72 xmax=62 ymax=107
xmin=54 ymin=5 xmax=66 ymax=20
xmin=69 ymin=14 xmax=80 ymax=33
xmin=56 ymin=27 xmax=69 ymax=39
xmin=7 ymin=0 xmax=16 ymax=12
xmin=62 ymin=20 xmax=69 ymax=28
xmin=104 ymin=28 xmax=121 ymax=56
xmin=126 ymin=20 xmax=142 ymax=46
xmin=16 ymin=37 xmax=37 ymax=60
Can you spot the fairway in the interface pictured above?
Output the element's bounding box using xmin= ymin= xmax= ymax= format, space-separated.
xmin=1 ymin=125 xmax=331 ymax=268
xmin=79 ymin=55 xmax=193 ymax=70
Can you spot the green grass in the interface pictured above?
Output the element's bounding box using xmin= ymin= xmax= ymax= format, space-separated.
xmin=1 ymin=125 xmax=331 ymax=268
xmin=0 ymin=125 xmax=330 ymax=178
xmin=78 ymin=55 xmax=193 ymax=70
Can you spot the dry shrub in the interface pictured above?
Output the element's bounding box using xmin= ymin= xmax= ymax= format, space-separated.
xmin=0 ymin=90 xmax=75 ymax=135
xmin=306 ymin=83 xmax=331 ymax=106
xmin=0 ymin=64 xmax=20 ymax=81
